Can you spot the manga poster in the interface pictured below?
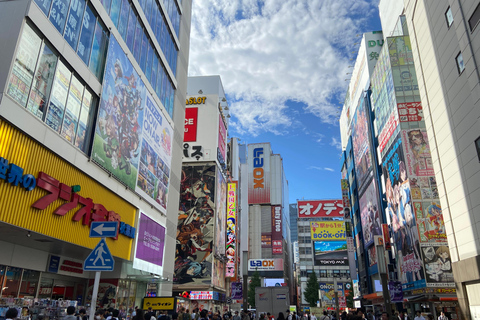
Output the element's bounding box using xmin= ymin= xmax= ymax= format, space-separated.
xmin=319 ymin=283 xmax=344 ymax=307
xmin=174 ymin=164 xmax=216 ymax=286
xmin=215 ymin=168 xmax=226 ymax=256
xmin=352 ymin=97 xmax=373 ymax=192
xmin=402 ymin=129 xmax=435 ymax=178
xmin=358 ymin=179 xmax=382 ymax=247
xmin=382 ymin=134 xmax=425 ymax=289
xmin=212 ymin=259 xmax=225 ymax=288
xmin=421 ymin=245 xmax=454 ymax=287
xmin=136 ymin=90 xmax=173 ymax=212
xmin=92 ymin=36 xmax=145 ymax=190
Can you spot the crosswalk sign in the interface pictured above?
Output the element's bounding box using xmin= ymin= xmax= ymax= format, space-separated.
xmin=84 ymin=238 xmax=115 ymax=271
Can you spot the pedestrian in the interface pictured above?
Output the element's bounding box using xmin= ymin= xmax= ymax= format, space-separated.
xmin=199 ymin=311 xmax=208 ymax=320
xmin=64 ymin=307 xmax=78 ymax=320
xmin=380 ymin=313 xmax=388 ymax=320
xmin=184 ymin=310 xmax=191 ymax=320
xmin=414 ymin=312 xmax=425 ymax=320
xmin=311 ymin=314 xmax=317 ymax=320
xmin=6 ymin=308 xmax=19 ymax=320
xmin=133 ymin=310 xmax=145 ymax=320
xmin=145 ymin=308 xmax=156 ymax=320
xmin=79 ymin=309 xmax=88 ymax=320
xmin=319 ymin=312 xmax=330 ymax=320
xmin=233 ymin=311 xmax=241 ymax=320
xmin=437 ymin=313 xmax=446 ymax=320
xmin=286 ymin=311 xmax=292 ymax=320
xmin=277 ymin=313 xmax=285 ymax=320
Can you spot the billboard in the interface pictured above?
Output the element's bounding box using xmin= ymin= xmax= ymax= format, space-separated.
xmin=319 ymin=283 xmax=344 ymax=307
xmin=340 ymin=180 xmax=351 ymax=219
xmin=382 ymin=135 xmax=425 ymax=290
xmin=184 ymin=108 xmax=198 ymax=142
xmin=271 ymin=205 xmax=283 ymax=254
xmin=358 ymin=179 xmax=382 ymax=247
xmin=212 ymin=259 xmax=225 ymax=288
xmin=248 ymin=143 xmax=271 ymax=204
xmin=352 ymin=96 xmax=373 ymax=192
xmin=217 ymin=114 xmax=227 ymax=165
xmin=92 ymin=36 xmax=172 ymax=213
xmin=310 ymin=221 xmax=346 ymax=241
xmin=261 ymin=233 xmax=272 ymax=248
xmin=398 ymin=102 xmax=423 ymax=122
xmin=231 ymin=282 xmax=243 ymax=299
xmin=297 ymin=200 xmax=344 ymax=218
xmin=226 ymin=182 xmax=237 ymax=277
xmin=421 ymin=245 xmax=454 ymax=287
xmin=174 ymin=165 xmax=215 ymax=285
xmin=248 ymin=259 xmax=283 ymax=271
xmin=402 ymin=129 xmax=435 ymax=178
xmin=216 ymin=168 xmax=226 ymax=256
xmin=133 ymin=212 xmax=166 ymax=275
xmin=314 ymin=241 xmax=348 ymax=266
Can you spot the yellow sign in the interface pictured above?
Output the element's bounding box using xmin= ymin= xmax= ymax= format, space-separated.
xmin=310 ymin=221 xmax=346 ymax=241
xmin=186 ymin=96 xmax=206 ymax=105
xmin=0 ymin=121 xmax=136 ymax=260
xmin=143 ymin=297 xmax=175 ymax=310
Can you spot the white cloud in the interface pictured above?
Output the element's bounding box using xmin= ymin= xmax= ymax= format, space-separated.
xmin=308 ymin=166 xmax=335 ymax=172
xmin=330 ymin=137 xmax=342 ymax=150
xmin=324 ymin=167 xmax=335 ymax=172
xmin=189 ymin=0 xmax=378 ymax=136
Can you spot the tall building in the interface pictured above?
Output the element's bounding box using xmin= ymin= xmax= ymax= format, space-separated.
xmin=246 ymin=143 xmax=293 ymax=303
xmin=401 ymin=0 xmax=480 ymax=318
xmin=0 ymin=0 xmax=191 ymax=309
xmin=174 ymin=75 xmax=231 ymax=310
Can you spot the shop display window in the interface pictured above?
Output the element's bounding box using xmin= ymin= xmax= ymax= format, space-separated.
xmin=38 ymin=277 xmax=54 ymax=299
xmin=60 ymin=75 xmax=83 ymax=143
xmin=19 ymin=270 xmax=40 ymax=298
xmin=1 ymin=267 xmax=22 ymax=298
xmin=46 ymin=61 xmax=72 ymax=133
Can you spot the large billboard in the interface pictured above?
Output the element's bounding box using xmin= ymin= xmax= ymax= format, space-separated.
xmin=174 ymin=165 xmax=216 ymax=286
xmin=358 ymin=179 xmax=382 ymax=247
xmin=248 ymin=259 xmax=284 ymax=271
xmin=297 ymin=200 xmax=344 ymax=218
xmin=382 ymin=135 xmax=425 ymax=290
xmin=352 ymin=96 xmax=373 ymax=192
xmin=226 ymin=182 xmax=237 ymax=277
xmin=314 ymin=241 xmax=348 ymax=266
xmin=421 ymin=244 xmax=454 ymax=287
xmin=133 ymin=212 xmax=166 ymax=275
xmin=271 ymin=205 xmax=283 ymax=254
xmin=310 ymin=221 xmax=346 ymax=241
xmin=319 ymin=283 xmax=344 ymax=307
xmin=92 ymin=36 xmax=173 ymax=213
xmin=248 ymin=143 xmax=271 ymax=204
xmin=215 ymin=168 xmax=226 ymax=256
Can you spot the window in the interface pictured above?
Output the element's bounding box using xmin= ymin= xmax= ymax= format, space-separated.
xmin=475 ymin=137 xmax=480 ymax=161
xmin=469 ymin=3 xmax=480 ymax=32
xmin=445 ymin=7 xmax=454 ymax=28
xmin=7 ymin=23 xmax=98 ymax=154
xmin=456 ymin=52 xmax=465 ymax=74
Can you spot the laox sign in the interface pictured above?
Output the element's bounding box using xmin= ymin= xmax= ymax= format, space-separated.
xmin=253 ymin=148 xmax=264 ymax=188
xmin=250 ymin=260 xmax=274 ymax=268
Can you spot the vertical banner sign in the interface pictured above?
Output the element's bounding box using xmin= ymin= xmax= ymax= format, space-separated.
xmin=271 ymin=205 xmax=283 ymax=254
xmin=184 ymin=108 xmax=198 ymax=142
xmin=382 ymin=224 xmax=391 ymax=250
xmin=341 ymin=179 xmax=351 ymax=219
xmin=248 ymin=143 xmax=271 ymax=204
xmin=226 ymin=182 xmax=237 ymax=278
xmin=217 ymin=115 xmax=227 ymax=165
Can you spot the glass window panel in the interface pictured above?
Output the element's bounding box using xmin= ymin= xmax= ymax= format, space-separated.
xmin=2 ymin=267 xmax=22 ymax=298
xmin=49 ymin=0 xmax=70 ymax=34
xmin=155 ymin=10 xmax=162 ymax=40
xmin=140 ymin=33 xmax=147 ymax=72
xmin=89 ymin=20 xmax=109 ymax=80
xmin=46 ymin=61 xmax=71 ymax=132
xmin=19 ymin=269 xmax=40 ymax=298
xmin=26 ymin=43 xmax=58 ymax=119
xmin=75 ymin=89 xmax=93 ymax=152
xmin=133 ymin=21 xmax=142 ymax=62
xmin=161 ymin=69 xmax=167 ymax=107
xmin=151 ymin=54 xmax=158 ymax=90
xmin=38 ymin=277 xmax=54 ymax=299
xmin=118 ymin=0 xmax=129 ymax=40
xmin=126 ymin=9 xmax=136 ymax=51
xmin=109 ymin=0 xmax=121 ymax=28
xmin=138 ymin=0 xmax=145 ymax=12
xmin=155 ymin=61 xmax=162 ymax=99
xmin=145 ymin=0 xmax=152 ymax=25
xmin=34 ymin=0 xmax=53 ymax=16
xmin=63 ymin=0 xmax=86 ymax=49
xmin=145 ymin=42 xmax=153 ymax=81
xmin=61 ymin=75 xmax=84 ymax=142
xmin=77 ymin=3 xmax=95 ymax=65
xmin=7 ymin=24 xmax=42 ymax=107
xmin=102 ymin=0 xmax=112 ymax=17
xmin=149 ymin=6 xmax=156 ymax=32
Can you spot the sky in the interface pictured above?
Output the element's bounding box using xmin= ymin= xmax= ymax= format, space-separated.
xmin=188 ymin=0 xmax=383 ymax=204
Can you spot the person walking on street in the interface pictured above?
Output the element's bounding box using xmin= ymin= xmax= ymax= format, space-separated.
xmin=437 ymin=313 xmax=446 ymax=320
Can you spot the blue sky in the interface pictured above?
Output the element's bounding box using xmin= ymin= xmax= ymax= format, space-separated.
xmin=188 ymin=0 xmax=383 ymax=204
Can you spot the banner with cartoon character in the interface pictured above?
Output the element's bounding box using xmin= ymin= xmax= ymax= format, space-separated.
xmin=93 ymin=36 xmax=145 ymax=190
xmin=215 ymin=168 xmax=226 ymax=256
xmin=174 ymin=164 xmax=216 ymax=286
xmin=319 ymin=282 xmax=344 ymax=307
xmin=382 ymin=134 xmax=425 ymax=290
xmin=226 ymin=182 xmax=237 ymax=277
xmin=212 ymin=259 xmax=225 ymax=288
xmin=358 ymin=179 xmax=382 ymax=247
xmin=421 ymin=245 xmax=454 ymax=287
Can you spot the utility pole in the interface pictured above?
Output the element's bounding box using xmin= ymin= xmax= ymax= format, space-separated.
xmin=334 ymin=278 xmax=339 ymax=320
xmin=243 ymin=251 xmax=249 ymax=312
xmin=375 ymin=236 xmax=392 ymax=318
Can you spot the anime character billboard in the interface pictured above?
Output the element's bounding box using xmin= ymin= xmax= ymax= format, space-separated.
xmin=352 ymin=97 xmax=374 ymax=192
xmin=215 ymin=168 xmax=226 ymax=256
xmin=382 ymin=135 xmax=425 ymax=289
xmin=358 ymin=179 xmax=382 ymax=247
xmin=93 ymin=36 xmax=145 ymax=190
xmin=421 ymin=245 xmax=454 ymax=287
xmin=174 ymin=165 xmax=216 ymax=286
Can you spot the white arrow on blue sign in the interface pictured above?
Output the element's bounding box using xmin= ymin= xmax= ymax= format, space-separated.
xmin=89 ymin=221 xmax=119 ymax=238
xmin=84 ymin=238 xmax=115 ymax=271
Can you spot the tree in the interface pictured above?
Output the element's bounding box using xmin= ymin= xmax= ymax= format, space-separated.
xmin=248 ymin=270 xmax=261 ymax=308
xmin=304 ymin=272 xmax=319 ymax=307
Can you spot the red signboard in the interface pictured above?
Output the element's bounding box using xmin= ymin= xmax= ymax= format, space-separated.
xmin=378 ymin=110 xmax=399 ymax=153
xmin=271 ymin=206 xmax=282 ymax=254
xmin=397 ymin=102 xmax=423 ymax=122
xmin=184 ymin=108 xmax=198 ymax=142
xmin=382 ymin=223 xmax=391 ymax=250
xmin=297 ymin=200 xmax=344 ymax=218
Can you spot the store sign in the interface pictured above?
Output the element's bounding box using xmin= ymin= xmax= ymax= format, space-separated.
xmin=0 ymin=157 xmax=37 ymax=191
xmin=248 ymin=259 xmax=283 ymax=271
xmin=60 ymin=259 xmax=83 ymax=274
xmin=271 ymin=206 xmax=283 ymax=254
xmin=184 ymin=108 xmax=198 ymax=142
xmin=190 ymin=291 xmax=213 ymax=300
xmin=31 ymin=172 xmax=135 ymax=239
xmin=253 ymin=147 xmax=265 ymax=189
xmin=398 ymin=102 xmax=423 ymax=122
xmin=261 ymin=233 xmax=272 ymax=247
xmin=298 ymin=200 xmax=344 ymax=218
xmin=186 ymin=97 xmax=206 ymax=105
xmin=317 ymin=259 xmax=348 ymax=266
xmin=310 ymin=221 xmax=346 ymax=241
xmin=143 ymin=297 xmax=175 ymax=310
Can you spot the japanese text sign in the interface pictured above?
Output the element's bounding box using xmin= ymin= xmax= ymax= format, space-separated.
xmin=184 ymin=108 xmax=198 ymax=142
xmin=271 ymin=205 xmax=283 ymax=254
xmin=310 ymin=221 xmax=346 ymax=241
xmin=226 ymin=182 xmax=237 ymax=277
xmin=298 ymin=200 xmax=344 ymax=218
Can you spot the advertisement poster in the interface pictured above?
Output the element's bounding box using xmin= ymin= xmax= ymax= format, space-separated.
xmin=231 ymin=282 xmax=243 ymax=300
xmin=297 ymin=200 xmax=344 ymax=218
xmin=216 ymin=168 xmax=226 ymax=256
xmin=398 ymin=102 xmax=423 ymax=122
xmin=388 ymin=281 xmax=403 ymax=302
xmin=86 ymin=279 xmax=118 ymax=307
xmin=92 ymin=36 xmax=145 ymax=191
xmin=413 ymin=200 xmax=447 ymax=243
xmin=184 ymin=108 xmax=198 ymax=142
xmin=310 ymin=221 xmax=346 ymax=241
xmin=135 ymin=213 xmax=166 ymax=267
xmin=352 ymin=97 xmax=373 ymax=192
xmin=226 ymin=182 xmax=237 ymax=277
xmin=174 ymin=165 xmax=215 ymax=286
xmin=212 ymin=259 xmax=225 ymax=288
xmin=402 ymin=129 xmax=435 ymax=178
xmin=319 ymin=283 xmax=344 ymax=307
xmin=314 ymin=241 xmax=348 ymax=266
xmin=217 ymin=114 xmax=227 ymax=165
xmin=382 ymin=135 xmax=425 ymax=290
xmin=421 ymin=245 xmax=454 ymax=287
xmin=136 ymin=90 xmax=173 ymax=211
xmin=358 ymin=179 xmax=382 ymax=247
xmin=261 ymin=233 xmax=272 ymax=247
xmin=368 ymin=246 xmax=377 ymax=267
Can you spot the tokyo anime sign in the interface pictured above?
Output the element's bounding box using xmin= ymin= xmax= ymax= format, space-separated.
xmin=298 ymin=200 xmax=344 ymax=218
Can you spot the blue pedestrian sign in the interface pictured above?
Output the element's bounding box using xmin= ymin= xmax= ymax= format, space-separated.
xmin=84 ymin=238 xmax=115 ymax=271
xmin=89 ymin=221 xmax=119 ymax=238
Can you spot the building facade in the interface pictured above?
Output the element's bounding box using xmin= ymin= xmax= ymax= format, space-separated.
xmin=0 ymin=0 xmax=191 ymax=311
